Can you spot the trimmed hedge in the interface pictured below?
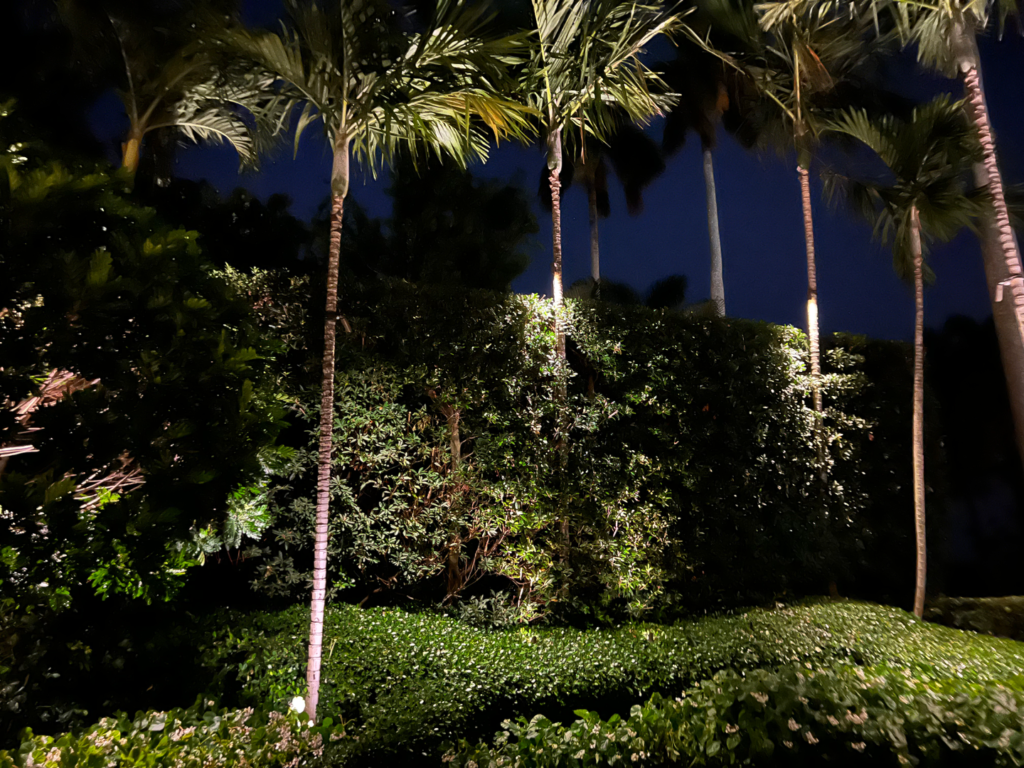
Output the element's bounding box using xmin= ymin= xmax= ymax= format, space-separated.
xmin=238 ymin=278 xmax=937 ymax=615
xmin=202 ymin=600 xmax=1024 ymax=765
xmin=449 ymin=663 xmax=1024 ymax=767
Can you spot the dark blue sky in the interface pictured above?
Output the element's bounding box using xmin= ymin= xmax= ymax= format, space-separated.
xmin=87 ymin=3 xmax=1024 ymax=344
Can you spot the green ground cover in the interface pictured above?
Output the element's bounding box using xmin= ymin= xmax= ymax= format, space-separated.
xmin=206 ymin=599 xmax=1024 ymax=765
xmin=4 ymin=600 xmax=1024 ymax=765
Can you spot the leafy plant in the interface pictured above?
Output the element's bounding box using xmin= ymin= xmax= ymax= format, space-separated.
xmin=201 ymin=600 xmax=1024 ymax=765
xmin=0 ymin=697 xmax=326 ymax=768
xmin=240 ymin=277 xmax=934 ymax=615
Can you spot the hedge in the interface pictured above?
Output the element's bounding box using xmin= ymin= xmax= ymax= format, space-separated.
xmin=236 ymin=278 xmax=938 ymax=616
xmin=201 ymin=599 xmax=1024 ymax=765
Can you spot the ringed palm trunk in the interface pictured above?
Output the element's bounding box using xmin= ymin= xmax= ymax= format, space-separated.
xmin=305 ymin=133 xmax=350 ymax=723
xmin=587 ymin=182 xmax=601 ymax=293
xmin=121 ymin=126 xmax=143 ymax=177
xmin=703 ymin=146 xmax=725 ymax=317
xmin=958 ymin=27 xmax=1024 ymax=476
xmin=547 ymin=127 xmax=566 ymax=363
xmin=796 ymin=159 xmax=823 ymax=415
xmin=910 ymin=204 xmax=927 ymax=619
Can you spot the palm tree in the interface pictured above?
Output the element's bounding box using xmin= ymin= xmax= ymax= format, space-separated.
xmin=538 ymin=124 xmax=665 ymax=292
xmin=220 ymin=0 xmax=532 ymax=722
xmin=901 ymin=0 xmax=1024 ymax=476
xmin=825 ymin=95 xmax=983 ymax=617
xmin=522 ymin=0 xmax=685 ymax=360
xmin=752 ymin=0 xmax=883 ymax=415
xmin=660 ymin=14 xmax=753 ymax=318
xmin=57 ymin=0 xmax=266 ymax=178
xmin=663 ymin=53 xmax=729 ymax=316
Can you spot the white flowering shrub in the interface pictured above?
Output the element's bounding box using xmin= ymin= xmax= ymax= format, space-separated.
xmin=0 ymin=697 xmax=326 ymax=768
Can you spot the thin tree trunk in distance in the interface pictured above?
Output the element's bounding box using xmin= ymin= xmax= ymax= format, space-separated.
xmin=588 ymin=183 xmax=601 ymax=294
xmin=703 ymin=147 xmax=725 ymax=317
xmin=797 ymin=162 xmax=822 ymax=414
xmin=910 ymin=204 xmax=926 ymax=619
xmin=961 ymin=41 xmax=1024 ymax=477
xmin=305 ymin=136 xmax=349 ymax=723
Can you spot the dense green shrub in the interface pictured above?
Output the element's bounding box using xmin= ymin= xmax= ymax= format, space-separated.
xmin=449 ymin=661 xmax=1024 ymax=767
xmin=927 ymin=596 xmax=1024 ymax=642
xmin=0 ymin=698 xmax=324 ymax=768
xmin=201 ymin=600 xmax=1024 ymax=765
xmin=0 ymin=112 xmax=284 ymax=744
xmin=0 ymin=120 xmax=284 ymax=608
xmin=239 ymin=278 xmax=931 ymax=615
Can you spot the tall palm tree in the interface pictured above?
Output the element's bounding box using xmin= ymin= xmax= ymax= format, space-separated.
xmin=660 ymin=1 xmax=759 ymax=319
xmin=662 ymin=49 xmax=731 ymax=316
xmin=58 ymin=0 xmax=266 ymax=178
xmin=220 ymin=0 xmax=532 ymax=722
xmin=752 ymin=0 xmax=883 ymax=415
xmin=522 ymin=0 xmax=685 ymax=360
xmin=538 ymin=124 xmax=666 ymax=292
xmin=826 ymin=95 xmax=983 ymax=617
xmin=901 ymin=0 xmax=1024 ymax=476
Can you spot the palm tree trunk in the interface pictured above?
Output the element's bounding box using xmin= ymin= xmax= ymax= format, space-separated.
xmin=547 ymin=127 xmax=566 ymax=362
xmin=910 ymin=204 xmax=926 ymax=619
xmin=305 ymin=135 xmax=350 ymax=723
xmin=703 ymin=147 xmax=725 ymax=317
xmin=797 ymin=161 xmax=823 ymax=414
xmin=588 ymin=182 xmax=601 ymax=293
xmin=960 ymin=34 xmax=1024 ymax=477
xmin=121 ymin=127 xmax=143 ymax=176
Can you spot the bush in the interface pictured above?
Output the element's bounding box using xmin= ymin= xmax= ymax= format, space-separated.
xmin=0 ymin=124 xmax=284 ymax=609
xmin=239 ymin=279 xmax=935 ymax=616
xmin=449 ymin=661 xmax=1024 ymax=767
xmin=926 ymin=596 xmax=1024 ymax=642
xmin=0 ymin=112 xmax=284 ymax=745
xmin=0 ymin=698 xmax=324 ymax=768
xmin=202 ymin=600 xmax=1024 ymax=765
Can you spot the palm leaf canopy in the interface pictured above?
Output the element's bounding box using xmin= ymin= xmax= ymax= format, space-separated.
xmin=524 ymin=0 xmax=687 ymax=152
xmin=824 ymin=94 xmax=985 ymax=281
xmin=142 ymin=47 xmax=279 ymax=169
xmin=57 ymin=0 xmax=266 ymax=168
xmin=218 ymin=0 xmax=535 ymax=181
xmin=749 ymin=0 xmax=897 ymax=146
xmin=901 ymin=0 xmax=1021 ymax=77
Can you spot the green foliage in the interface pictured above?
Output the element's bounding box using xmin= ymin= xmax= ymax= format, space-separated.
xmin=204 ymin=600 xmax=1024 ymax=765
xmin=0 ymin=126 xmax=284 ymax=607
xmin=0 ymin=116 xmax=287 ymax=745
xmin=927 ymin=596 xmax=1024 ymax=643
xmin=449 ymin=661 xmax=1024 ymax=766
xmin=0 ymin=698 xmax=324 ymax=768
xmin=244 ymin=278 xmax=925 ymax=615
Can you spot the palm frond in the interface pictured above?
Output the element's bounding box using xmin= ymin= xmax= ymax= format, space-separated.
xmin=524 ymin=0 xmax=688 ymax=148
xmin=824 ymin=92 xmax=983 ymax=284
xmin=152 ymin=106 xmax=258 ymax=168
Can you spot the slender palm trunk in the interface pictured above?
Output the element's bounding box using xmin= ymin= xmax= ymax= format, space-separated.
xmin=305 ymin=135 xmax=350 ymax=723
xmin=910 ymin=204 xmax=926 ymax=619
xmin=547 ymin=127 xmax=566 ymax=362
xmin=703 ymin=146 xmax=725 ymax=317
xmin=960 ymin=34 xmax=1024 ymax=476
xmin=797 ymin=161 xmax=822 ymax=414
xmin=121 ymin=127 xmax=143 ymax=176
xmin=588 ymin=182 xmax=601 ymax=292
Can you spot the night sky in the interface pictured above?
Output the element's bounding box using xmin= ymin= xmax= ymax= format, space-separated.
xmin=84 ymin=2 xmax=1024 ymax=344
